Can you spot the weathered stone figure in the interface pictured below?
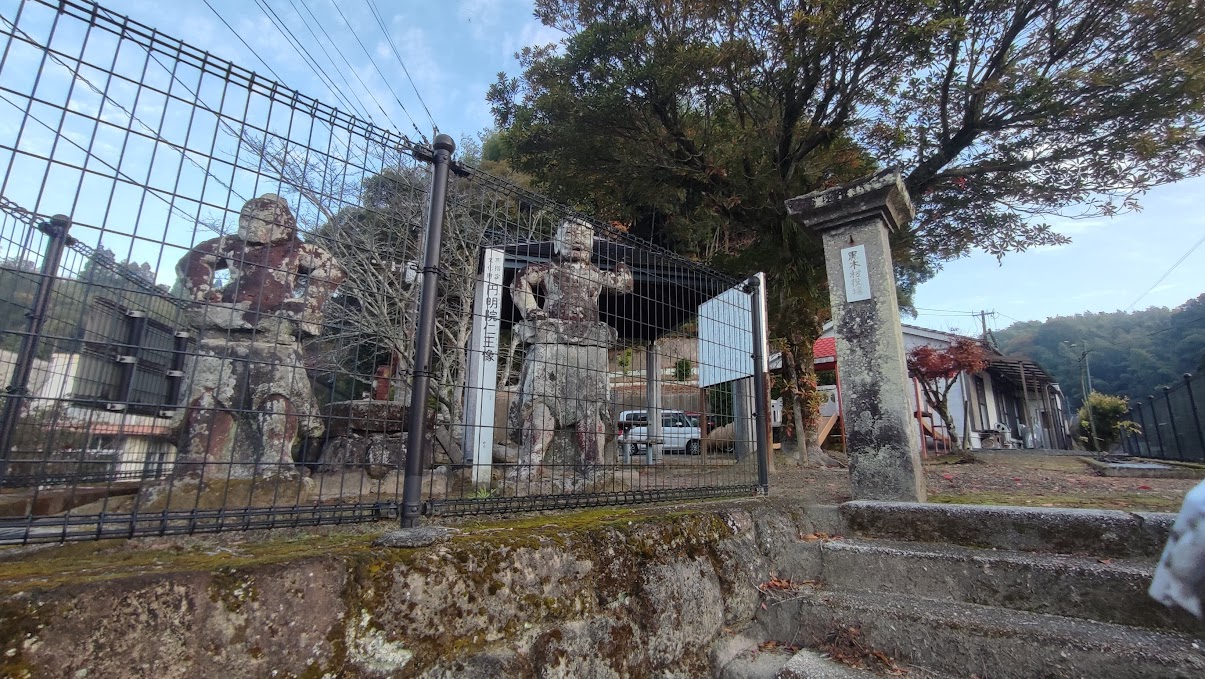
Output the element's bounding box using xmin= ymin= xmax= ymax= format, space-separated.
xmin=510 ymin=218 xmax=633 ymax=475
xmin=177 ymin=194 xmax=346 ymax=477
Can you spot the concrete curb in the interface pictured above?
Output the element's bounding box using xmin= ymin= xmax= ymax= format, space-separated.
xmin=1080 ymin=456 xmax=1205 ymax=479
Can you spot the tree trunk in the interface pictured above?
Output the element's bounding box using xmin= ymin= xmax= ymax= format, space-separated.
xmin=781 ymin=346 xmax=808 ymax=465
xmin=787 ymin=336 xmax=843 ymax=468
xmin=935 ymin=399 xmax=959 ymax=451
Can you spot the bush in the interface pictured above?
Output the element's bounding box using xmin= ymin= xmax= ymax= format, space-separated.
xmin=674 ymin=358 xmax=692 ymax=381
xmin=1077 ymin=391 xmax=1139 ymax=453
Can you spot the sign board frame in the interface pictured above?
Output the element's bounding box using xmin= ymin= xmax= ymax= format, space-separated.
xmin=697 ymin=272 xmax=768 ymax=388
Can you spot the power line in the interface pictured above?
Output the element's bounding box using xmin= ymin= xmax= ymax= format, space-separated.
xmin=275 ymin=0 xmax=379 ymax=123
xmin=364 ymin=0 xmax=438 ymax=134
xmin=324 ymin=0 xmax=431 ymax=142
xmin=1125 ymin=230 xmax=1205 ymax=311
xmin=258 ymin=0 xmax=373 ymax=121
xmin=201 ymin=0 xmax=284 ymax=82
xmin=995 ymin=311 xmax=1026 ymax=324
xmin=913 ymin=306 xmax=979 ymax=314
xmin=252 ymin=0 xmax=383 ymax=126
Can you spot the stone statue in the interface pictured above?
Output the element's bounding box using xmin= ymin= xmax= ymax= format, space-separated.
xmin=510 ymin=218 xmax=633 ymax=476
xmin=176 ymin=194 xmax=345 ymax=477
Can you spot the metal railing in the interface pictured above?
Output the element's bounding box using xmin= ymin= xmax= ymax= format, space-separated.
xmin=0 ymin=0 xmax=768 ymax=544
xmin=1122 ymin=373 xmax=1205 ymax=462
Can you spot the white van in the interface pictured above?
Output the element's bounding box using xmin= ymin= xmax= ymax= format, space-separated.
xmin=619 ymin=410 xmax=701 ymax=455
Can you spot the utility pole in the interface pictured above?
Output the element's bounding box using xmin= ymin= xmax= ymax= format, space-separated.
xmin=979 ymin=311 xmax=989 ymax=342
xmin=1063 ymin=340 xmax=1100 ymax=452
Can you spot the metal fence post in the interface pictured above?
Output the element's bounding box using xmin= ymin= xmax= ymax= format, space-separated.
xmin=1133 ymin=401 xmax=1151 ymax=457
xmin=1122 ymin=404 xmax=1136 ymax=455
xmin=0 ymin=214 xmax=72 ymax=484
xmin=1163 ymin=385 xmax=1184 ymax=461
xmin=747 ymin=276 xmax=770 ymax=493
xmin=1182 ymin=374 xmax=1205 ymax=461
xmin=400 ymin=134 xmax=455 ymax=528
xmin=1148 ymin=395 xmax=1165 ymax=459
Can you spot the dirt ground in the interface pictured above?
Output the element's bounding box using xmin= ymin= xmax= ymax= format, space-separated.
xmin=768 ymin=449 xmax=1201 ymax=513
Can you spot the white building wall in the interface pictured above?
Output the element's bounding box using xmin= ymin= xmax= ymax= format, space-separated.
xmin=820 ymin=325 xmax=1007 ymax=450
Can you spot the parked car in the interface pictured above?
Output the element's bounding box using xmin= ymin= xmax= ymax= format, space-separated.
xmin=684 ymin=411 xmax=716 ymax=433
xmin=617 ymin=409 xmax=649 ymax=436
xmin=620 ymin=410 xmax=702 ymax=456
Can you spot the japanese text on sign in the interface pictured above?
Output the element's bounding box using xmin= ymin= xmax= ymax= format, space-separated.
xmin=840 ymin=244 xmax=871 ymax=303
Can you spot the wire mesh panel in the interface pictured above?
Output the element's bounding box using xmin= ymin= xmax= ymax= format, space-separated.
xmin=0 ymin=0 xmax=766 ymax=542
xmin=418 ymin=170 xmax=765 ymax=517
xmin=1134 ymin=376 xmax=1205 ymax=463
xmin=0 ymin=0 xmax=431 ymax=543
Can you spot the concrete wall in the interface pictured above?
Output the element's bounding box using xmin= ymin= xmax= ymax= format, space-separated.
xmin=0 ymin=501 xmax=836 ymax=679
xmin=0 ymin=348 xmax=50 ymax=397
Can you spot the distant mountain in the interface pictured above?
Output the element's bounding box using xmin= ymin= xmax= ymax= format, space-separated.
xmin=994 ymin=294 xmax=1205 ymax=407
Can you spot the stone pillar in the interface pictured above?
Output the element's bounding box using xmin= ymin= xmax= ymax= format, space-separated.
xmin=732 ymin=377 xmax=755 ymax=462
xmin=786 ymin=169 xmax=926 ymax=502
xmin=645 ymin=344 xmax=663 ymax=463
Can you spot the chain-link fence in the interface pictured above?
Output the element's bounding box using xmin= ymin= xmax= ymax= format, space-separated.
xmin=0 ymin=0 xmax=768 ymax=544
xmin=1122 ymin=373 xmax=1205 ymax=462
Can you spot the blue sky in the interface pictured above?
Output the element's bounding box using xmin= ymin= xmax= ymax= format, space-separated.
xmin=4 ymin=0 xmax=1202 ymax=332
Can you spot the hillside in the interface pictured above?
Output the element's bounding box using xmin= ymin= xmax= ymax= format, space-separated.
xmin=994 ymin=294 xmax=1205 ymax=407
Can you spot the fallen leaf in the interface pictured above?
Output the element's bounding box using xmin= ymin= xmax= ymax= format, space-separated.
xmin=1137 ymin=485 xmax=1152 ymax=490
xmin=941 ymin=473 xmax=954 ymax=481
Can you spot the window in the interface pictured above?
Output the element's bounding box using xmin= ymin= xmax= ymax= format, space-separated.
xmin=661 ymin=413 xmax=689 ymax=428
xmin=974 ymin=376 xmax=990 ymax=430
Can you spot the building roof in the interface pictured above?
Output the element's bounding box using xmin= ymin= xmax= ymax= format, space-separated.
xmin=814 ymin=336 xmax=836 ymax=362
xmin=985 ymin=355 xmax=1056 ymax=389
xmin=821 ymin=320 xmax=979 ymax=343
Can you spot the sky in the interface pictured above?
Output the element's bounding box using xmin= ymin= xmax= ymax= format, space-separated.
xmin=2 ymin=0 xmax=1202 ymax=334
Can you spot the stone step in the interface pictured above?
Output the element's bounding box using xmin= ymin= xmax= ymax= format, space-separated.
xmin=775 ymin=649 xmax=901 ymax=678
xmin=838 ymin=501 xmax=1174 ymax=558
xmin=710 ymin=635 xmax=902 ymax=679
xmin=757 ymin=588 xmax=1205 ymax=679
xmin=801 ymin=536 xmax=1203 ymax=635
xmin=714 ymin=646 xmax=793 ymax=679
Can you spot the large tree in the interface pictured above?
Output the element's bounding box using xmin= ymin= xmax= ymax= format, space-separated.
xmin=487 ymin=0 xmax=1205 ymax=458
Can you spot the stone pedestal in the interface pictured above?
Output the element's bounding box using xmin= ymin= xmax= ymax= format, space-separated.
xmin=314 ymin=400 xmax=462 ymax=479
xmin=786 ymin=169 xmax=926 ymax=502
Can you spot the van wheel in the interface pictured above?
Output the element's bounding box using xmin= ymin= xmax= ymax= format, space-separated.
xmin=686 ymin=439 xmax=700 ymax=456
xmin=629 ymin=443 xmax=642 ymax=458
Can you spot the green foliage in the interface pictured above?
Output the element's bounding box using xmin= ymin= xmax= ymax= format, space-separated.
xmin=673 ymin=358 xmax=692 ymax=381
xmin=1078 ymin=391 xmax=1140 ymax=452
xmin=994 ymin=293 xmax=1205 ymax=407
xmin=617 ymin=348 xmax=633 ymax=375
xmin=487 ymin=0 xmax=1205 ymax=346
xmin=708 ymin=383 xmax=734 ymax=428
xmin=0 ymin=250 xmax=180 ymax=357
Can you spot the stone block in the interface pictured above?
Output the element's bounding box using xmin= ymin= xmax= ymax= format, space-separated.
xmin=324 ymin=399 xmax=409 ymax=436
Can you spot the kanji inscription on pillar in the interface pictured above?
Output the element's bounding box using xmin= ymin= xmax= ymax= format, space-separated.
xmin=841 ymin=244 xmax=871 ymax=302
